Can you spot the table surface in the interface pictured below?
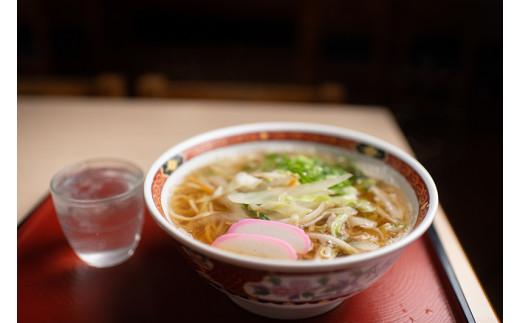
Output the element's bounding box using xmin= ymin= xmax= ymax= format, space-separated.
xmin=17 ymin=96 xmax=499 ymax=322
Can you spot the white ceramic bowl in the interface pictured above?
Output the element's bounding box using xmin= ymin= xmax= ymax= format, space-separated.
xmin=144 ymin=122 xmax=438 ymax=319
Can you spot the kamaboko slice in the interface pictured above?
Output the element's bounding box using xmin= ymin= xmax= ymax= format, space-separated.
xmin=211 ymin=233 xmax=298 ymax=260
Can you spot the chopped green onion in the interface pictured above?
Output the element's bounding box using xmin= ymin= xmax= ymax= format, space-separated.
xmin=258 ymin=213 xmax=270 ymax=220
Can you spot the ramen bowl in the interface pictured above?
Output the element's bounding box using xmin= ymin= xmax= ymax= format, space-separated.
xmin=144 ymin=123 xmax=438 ymax=320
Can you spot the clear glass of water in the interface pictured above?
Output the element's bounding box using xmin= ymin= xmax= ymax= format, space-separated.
xmin=50 ymin=159 xmax=144 ymax=268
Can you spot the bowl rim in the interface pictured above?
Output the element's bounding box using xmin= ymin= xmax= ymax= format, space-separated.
xmin=144 ymin=122 xmax=438 ymax=272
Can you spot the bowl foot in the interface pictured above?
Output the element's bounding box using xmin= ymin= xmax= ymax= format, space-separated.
xmin=227 ymin=294 xmax=344 ymax=320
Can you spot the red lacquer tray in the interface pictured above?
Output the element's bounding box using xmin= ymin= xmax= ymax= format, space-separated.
xmin=18 ymin=196 xmax=468 ymax=323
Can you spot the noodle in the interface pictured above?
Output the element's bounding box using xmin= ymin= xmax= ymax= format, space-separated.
xmin=169 ymin=152 xmax=412 ymax=260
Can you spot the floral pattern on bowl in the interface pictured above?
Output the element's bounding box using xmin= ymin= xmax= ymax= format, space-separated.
xmin=181 ymin=246 xmax=214 ymax=272
xmin=243 ymin=256 xmax=397 ymax=303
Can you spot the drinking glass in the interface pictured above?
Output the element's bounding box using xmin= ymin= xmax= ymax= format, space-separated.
xmin=50 ymin=159 xmax=144 ymax=268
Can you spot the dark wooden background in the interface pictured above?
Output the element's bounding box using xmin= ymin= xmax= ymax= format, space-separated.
xmin=18 ymin=0 xmax=502 ymax=318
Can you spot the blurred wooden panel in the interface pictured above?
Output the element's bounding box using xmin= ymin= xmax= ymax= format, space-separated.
xmin=136 ymin=74 xmax=346 ymax=103
xmin=18 ymin=74 xmax=127 ymax=97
